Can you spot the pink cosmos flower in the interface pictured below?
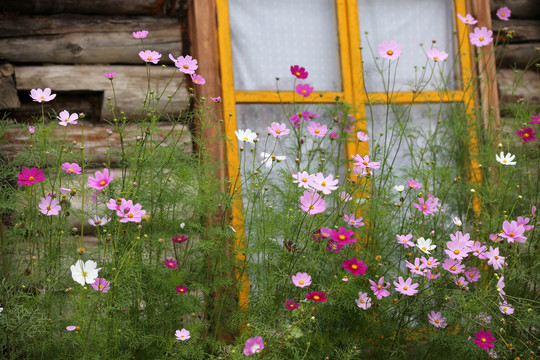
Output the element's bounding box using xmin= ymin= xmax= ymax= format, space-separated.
xmin=357 ymin=131 xmax=369 ymax=142
xmin=267 ymin=122 xmax=290 ymax=138
xmin=369 ymin=277 xmax=390 ymax=300
xmin=303 ymin=111 xmax=320 ymax=121
xmin=329 ymin=132 xmax=339 ymax=140
xmin=61 ymin=162 xmax=82 ymax=175
xmin=499 ymin=301 xmax=514 ymax=315
xmin=310 ymin=172 xmax=338 ymax=194
xmin=454 ymin=276 xmax=469 ymax=288
xmin=445 ymin=236 xmax=472 ymax=261
xmin=163 ymin=258 xmax=178 ymax=269
xmin=106 ymin=128 xmax=113 ymax=134
xmin=516 ymin=216 xmax=533 ymax=231
xmin=133 ymin=30 xmax=148 ymax=39
xmin=378 ymin=40 xmax=402 ymax=60
xmin=393 ymin=277 xmax=419 ymax=296
xmin=340 ymin=192 xmax=352 ymax=202
xmin=490 ymin=233 xmax=502 ymax=242
xmin=211 ymin=96 xmax=221 ymax=103
xmin=330 ymin=227 xmax=357 ymax=246
xmin=420 ymin=256 xmax=439 ymax=268
xmin=305 ymin=291 xmax=327 ymax=303
xmin=17 ymin=167 xmax=45 ymax=186
xmin=342 ymin=258 xmax=367 ymax=275
xmin=293 ymin=171 xmax=314 ymax=190
xmin=295 ymin=83 xmax=313 ymax=97
xmin=397 ymin=234 xmax=415 ymax=248
xmin=464 ymin=267 xmax=481 ymax=283
xmin=407 ymin=179 xmax=421 ymax=189
xmin=469 ymin=27 xmax=493 ymax=47
xmin=169 ymin=54 xmax=198 ymax=74
xmin=91 ymin=278 xmax=110 ymax=293
xmin=66 ymin=325 xmax=80 ymax=331
xmin=473 ymin=329 xmax=495 ymax=350
xmin=486 ymin=246 xmax=505 ymax=270
xmin=285 ymin=299 xmax=300 ymax=310
xmin=244 ymin=336 xmax=264 ymax=356
xmin=442 ymin=258 xmax=465 ymax=274
xmin=291 ymin=272 xmax=311 ymax=288
xmin=88 ymin=215 xmax=110 ymax=227
xmin=496 ymin=7 xmax=511 ymax=21
xmin=425 ymin=271 xmax=440 ymax=280
xmin=107 ymin=198 xmax=124 ymax=212
xmin=172 ymin=235 xmax=188 ymax=243
xmin=516 ymin=127 xmax=536 ymax=143
xmin=352 ymin=154 xmax=380 ymax=170
xmin=413 ymin=195 xmax=440 ymax=216
xmin=426 ymin=48 xmax=449 ymax=62
xmin=139 ymin=50 xmax=161 ymax=64
xmin=39 ymin=196 xmax=61 ymax=216
xmin=57 ymin=110 xmax=78 ymax=126
xmin=191 ymin=73 xmax=205 ymax=85
xmin=355 ymin=292 xmax=372 ymax=310
xmin=117 ymin=200 xmax=146 ymax=223
xmin=428 ymin=311 xmax=447 ymax=328
xmin=326 ymin=239 xmax=344 ymax=253
xmin=103 ymin=72 xmax=115 ymax=79
xmin=496 ymin=275 xmax=505 ymax=297
xmin=175 ymin=328 xmax=190 ymax=341
xmin=28 ymin=125 xmax=35 ymax=134
xmin=175 ymin=286 xmax=189 ymax=293
xmin=87 ymin=168 xmax=113 ymax=190
xmin=470 ymin=241 xmax=487 ymax=259
xmin=500 ymin=220 xmax=526 ymax=243
xmin=288 ymin=112 xmax=302 ymax=127
xmin=529 ymin=113 xmax=540 ymax=124
xmin=290 ymin=65 xmax=308 ymax=79
xmin=30 ymin=88 xmax=56 ymax=103
xmin=344 ymin=213 xmax=364 ymax=228
xmin=299 ymin=189 xmax=326 ymax=215
xmin=307 ymin=122 xmax=328 ymax=137
xmin=457 ymin=13 xmax=478 ymax=25
xmin=405 ymin=258 xmax=426 ymax=276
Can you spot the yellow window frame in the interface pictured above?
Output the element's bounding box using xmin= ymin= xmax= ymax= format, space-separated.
xmin=216 ymin=0 xmax=480 ymax=310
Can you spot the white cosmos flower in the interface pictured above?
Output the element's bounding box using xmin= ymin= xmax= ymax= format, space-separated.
xmin=260 ymin=152 xmax=286 ymax=168
xmin=394 ymin=185 xmax=405 ymax=192
xmin=495 ymin=152 xmax=516 ymax=165
xmin=452 ymin=217 xmax=462 ymax=227
xmin=70 ymin=260 xmax=100 ymax=286
xmin=235 ymin=129 xmax=258 ymax=144
xmin=416 ymin=237 xmax=436 ymax=254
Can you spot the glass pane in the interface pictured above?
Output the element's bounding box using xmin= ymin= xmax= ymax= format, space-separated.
xmin=229 ymin=0 xmax=342 ymax=91
xmin=358 ymin=0 xmax=458 ymax=92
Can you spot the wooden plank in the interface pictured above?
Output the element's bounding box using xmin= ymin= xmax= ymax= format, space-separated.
xmin=0 ymin=15 xmax=182 ymax=64
xmin=0 ymin=0 xmax=181 ymax=16
xmin=14 ymin=65 xmax=189 ymax=121
xmin=492 ymin=19 xmax=540 ymax=43
xmin=496 ymin=42 xmax=540 ymax=68
xmin=491 ymin=0 xmax=540 ymax=19
xmin=0 ymin=63 xmax=20 ymax=110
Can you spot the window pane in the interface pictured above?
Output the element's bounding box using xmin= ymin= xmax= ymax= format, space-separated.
xmin=358 ymin=0 xmax=458 ymax=92
xmin=229 ymin=0 xmax=342 ymax=91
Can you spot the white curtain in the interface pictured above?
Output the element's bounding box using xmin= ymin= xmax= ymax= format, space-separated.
xmin=229 ymin=0 xmax=342 ymax=92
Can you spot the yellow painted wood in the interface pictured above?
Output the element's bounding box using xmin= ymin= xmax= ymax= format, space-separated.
xmin=363 ymin=90 xmax=466 ymax=104
xmin=235 ymin=91 xmax=345 ymax=103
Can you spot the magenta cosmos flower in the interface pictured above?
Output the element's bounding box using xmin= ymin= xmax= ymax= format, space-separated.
xmin=378 ymin=40 xmax=402 ymax=60
xmin=457 ymin=13 xmax=478 ymax=25
xmin=305 ymin=291 xmax=327 ymax=303
xmin=191 ymin=73 xmax=205 ymax=85
xmin=175 ymin=328 xmax=190 ymax=341
xmin=163 ymin=258 xmax=178 ymax=269
xmin=330 ymin=227 xmax=357 ymax=246
xmin=299 ymin=189 xmax=326 ymax=215
xmin=172 ymin=235 xmax=188 ymax=243
xmin=428 ymin=311 xmax=447 ymax=328
xmin=57 ymin=110 xmax=78 ymax=126
xmin=103 ymin=72 xmax=115 ymax=79
xmin=307 ymin=122 xmax=328 ymax=137
xmin=496 ymin=7 xmax=511 ymax=21
xmin=285 ymin=299 xmax=300 ymax=310
xmin=500 ymin=220 xmax=526 ymax=243
xmin=87 ymin=168 xmax=113 ymax=190
xmin=133 ymin=30 xmax=148 ymax=39
xmin=267 ymin=122 xmax=290 ymax=138
xmin=291 ymin=272 xmax=311 ymax=288
xmin=39 ymin=196 xmax=61 ymax=216
xmin=427 ymin=47 xmax=448 ymax=62
xmin=290 ymin=65 xmax=308 ymax=79
xmin=116 ymin=200 xmax=146 ymax=223
xmin=414 ymin=195 xmax=440 ymax=215
xmin=516 ymin=127 xmax=536 ymax=143
xmin=61 ymin=162 xmax=82 ymax=175
xmin=342 ymin=258 xmax=367 ymax=275
xmin=175 ymin=286 xmax=189 ymax=293
xmin=393 ymin=276 xmax=419 ymax=296
xmin=139 ymin=50 xmax=161 ymax=64
xmin=530 ymin=113 xmax=540 ymax=124
xmin=169 ymin=54 xmax=198 ymax=74
xmin=244 ymin=336 xmax=264 ymax=356
xmin=369 ymin=277 xmax=390 ymax=300
xmin=30 ymin=88 xmax=56 ymax=103
xmin=295 ymin=83 xmax=314 ymax=97
xmin=472 ymin=329 xmax=495 ymax=350
xmin=17 ymin=167 xmax=45 ymax=186
xmin=91 ymin=278 xmax=110 ymax=293
xmin=469 ymin=27 xmax=493 ymax=47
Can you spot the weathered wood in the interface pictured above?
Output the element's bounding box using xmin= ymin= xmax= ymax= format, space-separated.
xmin=491 ymin=0 xmax=540 ymax=19
xmin=14 ymin=65 xmax=190 ymax=121
xmin=496 ymin=42 xmax=540 ymax=68
xmin=498 ymin=68 xmax=539 ymax=104
xmin=0 ymin=63 xmax=20 ymax=110
xmin=0 ymin=15 xmax=182 ymax=64
xmin=493 ymin=19 xmax=540 ymax=43
xmin=0 ymin=0 xmax=181 ymax=16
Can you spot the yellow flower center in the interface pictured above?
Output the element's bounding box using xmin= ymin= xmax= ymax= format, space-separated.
xmin=99 ymin=285 xmax=103 ymax=289
xmin=435 ymin=319 xmax=439 ymax=323
xmin=422 ymin=247 xmax=427 ymax=251
xmin=244 ymin=137 xmax=248 ymax=140
xmin=40 ymin=96 xmax=45 ymax=99
xmin=494 ymin=256 xmax=499 ymax=260
xmin=450 ymin=266 xmax=456 ymax=271
xmin=501 ymin=12 xmax=505 ymax=17
xmin=46 ymin=206 xmax=51 ymax=210
xmin=509 ymin=232 xmax=514 ymax=236
xmin=302 ymin=178 xmax=307 ymax=182
xmin=479 ymin=37 xmax=484 ymax=41
xmin=276 ymin=129 xmax=281 ymax=134
xmin=454 ymin=249 xmax=460 ymax=255
xmin=315 ymin=129 xmax=320 ymax=134
xmin=69 ymin=168 xmax=74 ymax=172
xmin=427 ymin=261 xmax=432 ymax=265
xmin=434 ymin=56 xmax=439 ymax=60
xmin=363 ymin=161 xmax=368 ymax=165
xmin=299 ymin=280 xmax=304 ymax=285
xmin=183 ymin=64 xmax=189 ymax=69
xmin=339 ymin=235 xmax=346 ymax=240
xmin=422 ymin=206 xmax=427 ymax=209
xmin=482 ymin=338 xmax=486 ymax=342
xmin=503 ymin=159 xmax=507 ymax=163
xmin=321 ymin=181 xmax=326 ymax=186
xmin=29 ymin=176 xmax=35 ymax=181
xmin=524 ymin=133 xmax=529 ymax=137
xmin=82 ymin=272 xmax=87 ymax=277
xmin=76 ymin=326 xmax=80 ymax=330
xmin=296 ymin=72 xmax=300 ymax=76
xmin=377 ymin=285 xmax=381 ymax=289
xmin=128 ymin=213 xmax=134 ymax=218
xmin=387 ymin=50 xmax=393 ymax=55
xmin=415 ymin=266 xmax=419 ymax=270
xmin=403 ymin=286 xmax=408 ymax=290
xmin=100 ymin=180 xmax=106 ymax=186
xmin=360 ymin=299 xmax=364 ymax=303
xmin=503 ymin=307 xmax=507 ymax=311
xmin=351 ymin=264 xmax=358 ymax=269
xmin=313 ymin=295 xmax=320 ymax=300
xmin=147 ymin=56 xmax=152 ymax=60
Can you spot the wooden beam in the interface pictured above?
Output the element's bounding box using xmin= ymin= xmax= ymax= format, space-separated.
xmin=0 ymin=63 xmax=20 ymax=110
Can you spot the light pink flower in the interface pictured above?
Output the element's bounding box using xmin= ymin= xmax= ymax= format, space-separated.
xmin=378 ymin=40 xmax=402 ymax=60
xmin=169 ymin=54 xmax=198 ymax=74
xmin=369 ymin=277 xmax=390 ymax=300
xmin=267 ymin=122 xmax=290 ymax=138
xmin=405 ymin=258 xmax=426 ymax=276
xmin=396 ymin=234 xmax=414 ymax=248
xmin=243 ymin=336 xmax=264 ymax=356
xmin=139 ymin=50 xmax=161 ymax=64
xmin=357 ymin=131 xmax=369 ymax=142
xmin=457 ymin=13 xmax=478 ymax=24
xmin=442 ymin=258 xmax=465 ymax=274
xmin=293 ymin=171 xmax=314 ymax=190
xmin=499 ymin=301 xmax=514 ymax=315
xmin=428 ymin=311 xmax=447 ymax=328
xmin=295 ymin=83 xmax=314 ymax=97
xmin=500 ymin=220 xmax=526 ymax=243
xmin=407 ymin=179 xmax=421 ymax=189
xmin=496 ymin=7 xmax=511 ymax=21
xmin=57 ymin=110 xmax=78 ymax=126
xmin=470 ymin=241 xmax=487 ymax=259
xmin=496 ymin=275 xmax=506 ymax=297
xmin=393 ymin=276 xmax=419 ymax=296
xmin=516 ymin=216 xmax=533 ymax=231
xmin=133 ymin=30 xmax=148 ymax=39
xmin=66 ymin=325 xmax=80 ymax=331
xmin=191 ymin=73 xmax=205 ymax=85
xmin=291 ymin=272 xmax=311 ymax=288
xmin=352 ymin=154 xmax=380 ymax=170
xmin=486 ymin=246 xmax=506 ymax=270
xmin=299 ymin=189 xmax=326 ymax=215
xmin=464 ymin=267 xmax=481 ymax=282
xmin=61 ymin=162 xmax=82 ymax=174
xmin=91 ymin=278 xmax=110 ymax=293
xmin=175 ymin=328 xmax=190 ymax=341
xmin=117 ymin=200 xmax=146 ymax=223
xmin=340 ymin=192 xmax=352 ymax=202
xmin=310 ymin=172 xmax=338 ymax=194
xmin=344 ymin=213 xmax=364 ymax=228
xmin=355 ymin=292 xmax=372 ymax=310
xmin=445 ymin=236 xmax=472 ymax=261
xmin=28 ymin=126 xmax=35 ymax=134
xmin=211 ymin=96 xmax=221 ymax=103
xmin=413 ymin=195 xmax=440 ymax=215
xmin=30 ymin=88 xmax=56 ymax=103
xmin=87 ymin=169 xmax=113 ymax=190
xmin=425 ymin=271 xmax=440 ymax=280
xmin=426 ymin=48 xmax=449 ymax=62
xmin=88 ymin=215 xmax=110 ymax=227
xmin=420 ymin=256 xmax=439 ymax=268
xmin=453 ymin=276 xmax=469 ymax=288
xmin=469 ymin=27 xmax=493 ymax=47
xmin=39 ymin=196 xmax=61 ymax=216
xmin=307 ymin=122 xmax=328 ymax=137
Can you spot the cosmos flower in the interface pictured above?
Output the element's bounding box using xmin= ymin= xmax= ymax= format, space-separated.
xmin=133 ymin=30 xmax=149 ymax=39
xmin=57 ymin=110 xmax=78 ymax=126
xmin=243 ymin=336 xmax=264 ymax=356
xmin=496 ymin=7 xmax=511 ymax=21
xmin=91 ymin=278 xmax=110 ymax=293
xmin=378 ymin=40 xmax=402 ymax=60
xmin=495 ymin=152 xmax=516 ymax=165
xmin=17 ymin=167 xmax=45 ymax=186
xmin=290 ymin=65 xmax=308 ymax=79
xmin=70 ymin=260 xmax=100 ymax=286
xmin=291 ymin=272 xmax=311 ymax=288
xmin=139 ymin=50 xmax=161 ymax=64
xmin=469 ymin=27 xmax=493 ymax=47
xmin=355 ymin=292 xmax=372 ymax=310
xmin=87 ymin=168 xmax=113 ymax=190
xmin=426 ymin=48 xmax=449 ymax=62
xmin=235 ymin=128 xmax=258 ymax=143
xmin=457 ymin=13 xmax=478 ymax=24
xmin=428 ymin=311 xmax=447 ymax=328
xmin=30 ymin=88 xmax=56 ymax=103
xmin=175 ymin=328 xmax=190 ymax=341
xmin=169 ymin=54 xmax=198 ymax=74
xmin=295 ymin=83 xmax=314 ymax=97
